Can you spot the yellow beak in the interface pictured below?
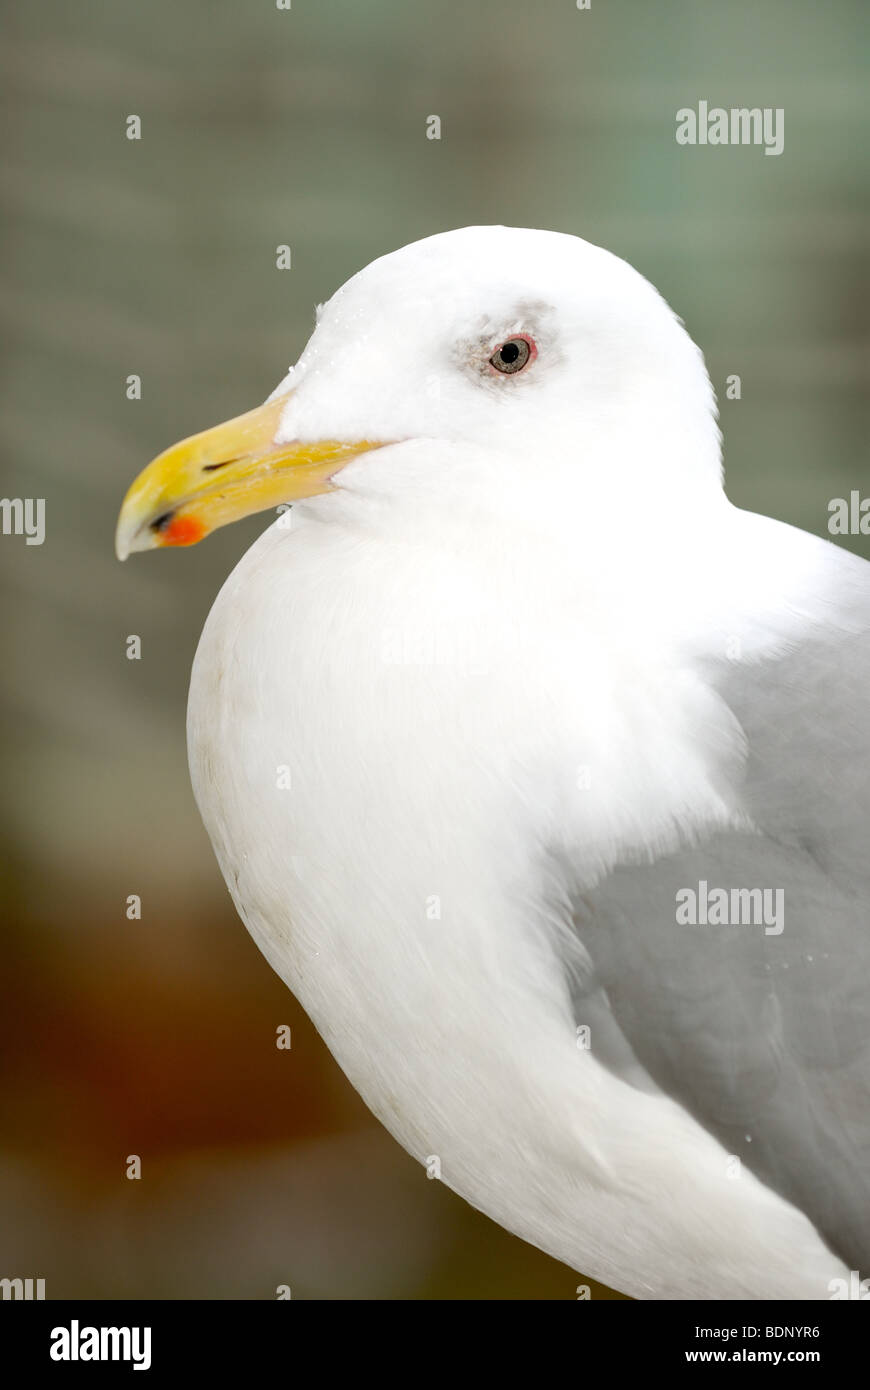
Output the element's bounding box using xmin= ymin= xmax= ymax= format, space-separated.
xmin=115 ymin=393 xmax=386 ymax=559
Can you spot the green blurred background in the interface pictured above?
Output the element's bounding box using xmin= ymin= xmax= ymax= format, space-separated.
xmin=1 ymin=0 xmax=867 ymax=1298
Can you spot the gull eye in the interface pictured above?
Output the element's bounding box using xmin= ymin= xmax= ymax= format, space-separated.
xmin=489 ymin=334 xmax=536 ymax=375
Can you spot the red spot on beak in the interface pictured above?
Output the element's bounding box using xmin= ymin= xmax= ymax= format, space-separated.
xmin=163 ymin=515 xmax=206 ymax=547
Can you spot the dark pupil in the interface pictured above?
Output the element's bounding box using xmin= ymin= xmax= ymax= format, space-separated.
xmin=500 ymin=342 xmax=521 ymax=364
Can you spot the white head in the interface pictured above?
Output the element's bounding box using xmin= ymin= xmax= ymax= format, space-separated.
xmin=116 ymin=226 xmax=724 ymax=559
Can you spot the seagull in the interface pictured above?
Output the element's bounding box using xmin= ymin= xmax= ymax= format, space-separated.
xmin=116 ymin=226 xmax=870 ymax=1300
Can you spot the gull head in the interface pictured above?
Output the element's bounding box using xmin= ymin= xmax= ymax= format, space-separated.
xmin=116 ymin=225 xmax=723 ymax=559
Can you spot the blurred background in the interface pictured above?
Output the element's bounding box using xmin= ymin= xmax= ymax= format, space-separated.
xmin=0 ymin=0 xmax=867 ymax=1298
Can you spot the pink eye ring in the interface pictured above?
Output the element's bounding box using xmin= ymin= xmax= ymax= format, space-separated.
xmin=488 ymin=333 xmax=537 ymax=375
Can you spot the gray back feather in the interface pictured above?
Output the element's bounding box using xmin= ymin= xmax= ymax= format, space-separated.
xmin=568 ymin=534 xmax=870 ymax=1270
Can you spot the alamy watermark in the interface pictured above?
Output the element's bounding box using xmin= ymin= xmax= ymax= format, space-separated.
xmin=0 ymin=497 xmax=45 ymax=545
xmin=676 ymin=102 xmax=784 ymax=157
xmin=828 ymin=491 xmax=870 ymax=536
xmin=676 ymin=880 xmax=784 ymax=935
xmin=1 ymin=1276 xmax=45 ymax=1299
xmin=50 ymin=1321 xmax=151 ymax=1370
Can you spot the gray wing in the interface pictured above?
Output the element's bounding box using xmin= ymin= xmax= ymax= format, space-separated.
xmin=569 ymin=532 xmax=870 ymax=1271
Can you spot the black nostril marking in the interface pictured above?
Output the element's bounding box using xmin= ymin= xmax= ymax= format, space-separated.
xmin=203 ymin=456 xmax=242 ymax=473
xmin=150 ymin=511 xmax=174 ymax=533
